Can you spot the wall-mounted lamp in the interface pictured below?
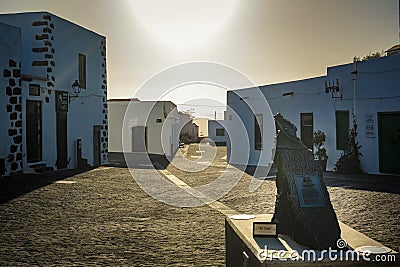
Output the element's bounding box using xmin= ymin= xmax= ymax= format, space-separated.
xmin=324 ymin=79 xmax=342 ymax=100
xmin=69 ymin=80 xmax=81 ymax=103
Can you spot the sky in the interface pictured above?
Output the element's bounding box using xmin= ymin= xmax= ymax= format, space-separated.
xmin=1 ymin=0 xmax=399 ymax=119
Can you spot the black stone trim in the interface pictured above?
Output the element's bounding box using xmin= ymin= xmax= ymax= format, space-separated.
xmin=32 ymin=21 xmax=48 ymax=26
xmin=4 ymin=59 xmax=23 ymax=175
xmin=32 ymin=47 xmax=49 ymax=53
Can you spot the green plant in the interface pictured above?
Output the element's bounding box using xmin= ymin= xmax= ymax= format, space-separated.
xmin=313 ymin=130 xmax=328 ymax=161
xmin=334 ymin=120 xmax=363 ymax=174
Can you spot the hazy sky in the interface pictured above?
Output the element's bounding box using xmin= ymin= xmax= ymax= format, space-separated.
xmin=1 ymin=0 xmax=398 ymax=118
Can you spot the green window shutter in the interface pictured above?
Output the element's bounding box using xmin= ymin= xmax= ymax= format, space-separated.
xmin=78 ymin=53 xmax=86 ymax=89
xmin=336 ymin=111 xmax=349 ymax=150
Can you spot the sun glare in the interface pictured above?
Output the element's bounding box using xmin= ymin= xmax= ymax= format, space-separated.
xmin=128 ymin=0 xmax=239 ymax=51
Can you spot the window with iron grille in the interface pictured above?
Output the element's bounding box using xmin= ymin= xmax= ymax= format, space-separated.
xmin=78 ymin=53 xmax=86 ymax=89
xmin=216 ymin=128 xmax=225 ymax=136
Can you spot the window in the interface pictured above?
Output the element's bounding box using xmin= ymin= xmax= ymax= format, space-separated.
xmin=336 ymin=110 xmax=349 ymax=150
xmin=78 ymin=53 xmax=86 ymax=89
xmin=254 ymin=114 xmax=263 ymax=150
xmin=300 ymin=113 xmax=313 ymax=150
xmin=216 ymin=128 xmax=225 ymax=136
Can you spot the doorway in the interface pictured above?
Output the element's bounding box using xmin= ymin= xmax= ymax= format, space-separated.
xmin=93 ymin=125 xmax=101 ymax=166
xmin=378 ymin=112 xmax=400 ymax=174
xmin=300 ymin=113 xmax=314 ymax=150
xmin=132 ymin=126 xmax=148 ymax=152
xmin=56 ymin=112 xmax=68 ymax=169
xmin=26 ymin=100 xmax=42 ymax=163
xmin=56 ymin=91 xmax=68 ymax=169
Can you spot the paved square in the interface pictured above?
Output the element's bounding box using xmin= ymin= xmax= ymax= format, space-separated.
xmin=0 ymin=145 xmax=398 ymax=265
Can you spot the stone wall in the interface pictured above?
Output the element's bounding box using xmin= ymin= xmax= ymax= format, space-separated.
xmin=100 ymin=39 xmax=108 ymax=164
xmin=1 ymin=22 xmax=23 ymax=176
xmin=3 ymin=59 xmax=23 ymax=175
xmin=31 ymin=14 xmax=56 ymax=90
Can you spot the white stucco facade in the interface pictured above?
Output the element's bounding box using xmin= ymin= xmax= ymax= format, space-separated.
xmin=0 ymin=22 xmax=22 ymax=176
xmin=227 ymin=53 xmax=400 ymax=174
xmin=193 ymin=118 xmax=209 ymax=137
xmin=108 ymin=100 xmax=179 ymax=157
xmin=0 ymin=12 xmax=108 ymax=176
xmin=208 ymin=120 xmax=227 ymax=145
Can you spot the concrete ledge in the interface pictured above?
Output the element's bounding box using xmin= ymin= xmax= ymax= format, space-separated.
xmin=226 ymin=214 xmax=398 ymax=266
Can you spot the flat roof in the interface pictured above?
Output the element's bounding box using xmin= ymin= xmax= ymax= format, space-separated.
xmin=0 ymin=11 xmax=105 ymax=38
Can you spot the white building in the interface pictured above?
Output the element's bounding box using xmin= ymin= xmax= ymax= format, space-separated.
xmin=227 ymin=51 xmax=400 ymax=174
xmin=108 ymin=99 xmax=179 ymax=157
xmin=0 ymin=12 xmax=108 ymax=176
xmin=193 ymin=118 xmax=209 ymax=138
xmin=208 ymin=120 xmax=227 ymax=146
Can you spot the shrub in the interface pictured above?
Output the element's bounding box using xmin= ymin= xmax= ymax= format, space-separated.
xmin=335 ymin=120 xmax=363 ymax=174
xmin=313 ymin=130 xmax=328 ymax=161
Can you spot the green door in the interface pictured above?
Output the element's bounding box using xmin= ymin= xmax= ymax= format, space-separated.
xmin=26 ymin=100 xmax=42 ymax=163
xmin=378 ymin=113 xmax=400 ymax=174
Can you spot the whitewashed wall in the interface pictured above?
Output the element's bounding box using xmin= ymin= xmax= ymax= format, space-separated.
xmin=193 ymin=118 xmax=209 ymax=137
xmin=227 ymin=54 xmax=400 ymax=174
xmin=327 ymin=55 xmax=400 ymax=174
xmin=226 ymin=88 xmax=275 ymax=168
xmin=0 ymin=12 xmax=108 ymax=173
xmin=108 ymin=100 xmax=179 ymax=156
xmin=0 ymin=22 xmax=22 ymax=176
xmin=208 ymin=120 xmax=227 ymax=144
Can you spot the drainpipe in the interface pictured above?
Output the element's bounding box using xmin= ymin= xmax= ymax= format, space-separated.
xmin=351 ymin=58 xmax=358 ymax=124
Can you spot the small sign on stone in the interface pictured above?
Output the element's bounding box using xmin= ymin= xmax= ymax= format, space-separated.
xmin=253 ymin=222 xmax=277 ymax=237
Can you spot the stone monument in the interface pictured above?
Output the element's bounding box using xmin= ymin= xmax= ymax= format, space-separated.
xmin=272 ymin=113 xmax=341 ymax=250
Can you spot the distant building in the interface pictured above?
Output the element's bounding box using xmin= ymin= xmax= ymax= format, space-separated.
xmin=208 ymin=120 xmax=227 ymax=146
xmin=386 ymin=44 xmax=400 ymax=56
xmin=108 ymin=99 xmax=179 ymax=157
xmin=193 ymin=118 xmax=209 ymax=138
xmin=227 ymin=49 xmax=400 ymax=174
xmin=178 ymin=112 xmax=199 ymax=143
xmin=0 ymin=12 xmax=108 ymax=176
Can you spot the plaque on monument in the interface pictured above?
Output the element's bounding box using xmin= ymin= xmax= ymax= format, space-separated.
xmin=294 ymin=175 xmax=326 ymax=208
xmin=253 ymin=222 xmax=277 ymax=237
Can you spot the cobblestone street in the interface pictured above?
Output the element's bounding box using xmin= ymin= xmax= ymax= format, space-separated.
xmin=0 ymin=144 xmax=399 ymax=266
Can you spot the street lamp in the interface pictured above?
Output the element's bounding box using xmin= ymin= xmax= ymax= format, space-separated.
xmin=69 ymin=80 xmax=81 ymax=102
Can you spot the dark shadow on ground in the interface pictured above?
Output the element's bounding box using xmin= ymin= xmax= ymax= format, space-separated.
xmin=229 ymin=164 xmax=277 ymax=180
xmin=0 ymin=167 xmax=93 ymax=204
xmin=108 ymin=152 xmax=171 ymax=170
xmin=229 ymin=163 xmax=399 ymax=194
xmin=323 ymin=172 xmax=400 ymax=194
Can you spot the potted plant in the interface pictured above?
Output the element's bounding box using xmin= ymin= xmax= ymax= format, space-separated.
xmin=313 ymin=130 xmax=328 ymax=171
